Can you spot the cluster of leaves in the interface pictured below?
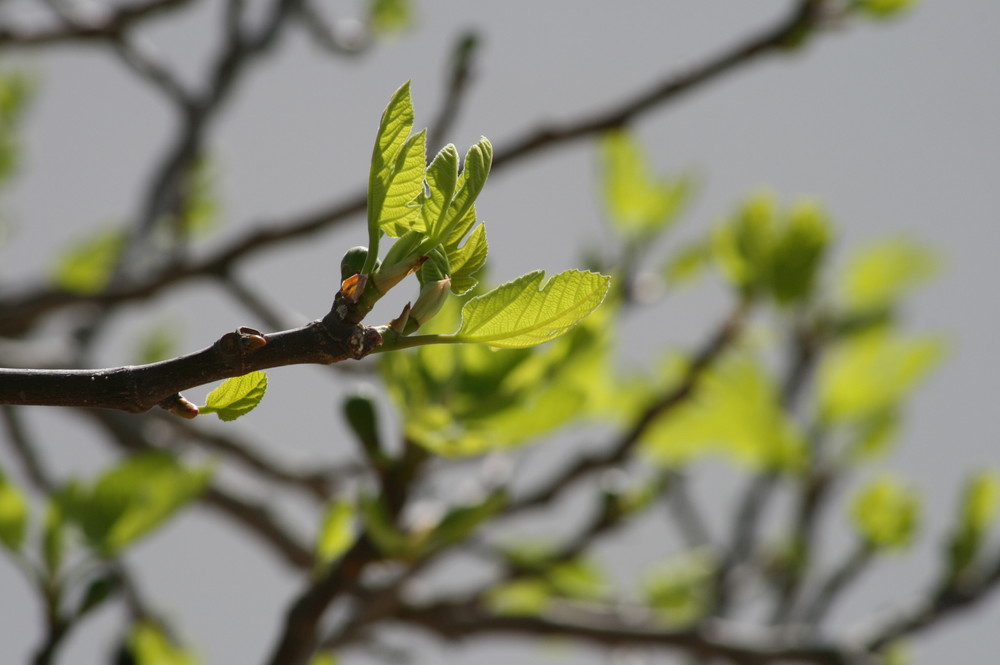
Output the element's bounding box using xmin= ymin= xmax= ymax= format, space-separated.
xmin=0 ymin=453 xmax=209 ymax=663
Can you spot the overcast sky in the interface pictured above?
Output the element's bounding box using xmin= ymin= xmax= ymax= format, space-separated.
xmin=1 ymin=1 xmax=998 ymax=663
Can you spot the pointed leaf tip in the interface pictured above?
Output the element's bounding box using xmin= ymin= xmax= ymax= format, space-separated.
xmin=452 ymin=269 xmax=611 ymax=349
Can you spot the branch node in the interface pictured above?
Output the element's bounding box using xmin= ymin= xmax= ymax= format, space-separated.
xmin=159 ymin=393 xmax=200 ymax=419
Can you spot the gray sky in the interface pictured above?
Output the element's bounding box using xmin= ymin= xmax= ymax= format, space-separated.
xmin=1 ymin=1 xmax=999 ymax=663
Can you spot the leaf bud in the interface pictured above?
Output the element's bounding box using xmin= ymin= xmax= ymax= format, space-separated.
xmin=340 ymin=246 xmax=379 ymax=281
xmin=406 ymin=278 xmax=452 ymax=333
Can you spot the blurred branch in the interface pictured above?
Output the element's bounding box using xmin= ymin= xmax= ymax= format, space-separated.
xmin=427 ymin=31 xmax=480 ymax=152
xmin=860 ymin=552 xmax=1000 ymax=652
xmin=0 ymin=0 xmax=195 ymax=48
xmin=506 ymin=299 xmax=750 ymax=516
xmin=392 ymin=597 xmax=867 ymax=665
xmin=1 ymin=404 xmax=54 ymax=491
xmin=800 ymin=542 xmax=874 ymax=626
xmin=85 ymin=408 xmax=316 ymax=570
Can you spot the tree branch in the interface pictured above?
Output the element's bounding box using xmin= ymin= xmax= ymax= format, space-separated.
xmin=0 ymin=0 xmax=196 ymax=48
xmin=392 ymin=598 xmax=869 ymax=665
xmin=0 ymin=295 xmax=383 ymax=414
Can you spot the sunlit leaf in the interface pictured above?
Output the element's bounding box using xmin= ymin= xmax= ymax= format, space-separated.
xmin=767 ymin=200 xmax=831 ymax=305
xmin=600 ymin=130 xmax=689 ymax=238
xmin=856 ymin=0 xmax=918 ymax=19
xmin=369 ymin=0 xmax=414 ymax=34
xmin=447 ymin=223 xmax=488 ymax=295
xmin=368 ymin=82 xmax=420 ymax=244
xmin=55 ymin=452 xmax=211 ymax=557
xmin=712 ymin=191 xmax=777 ymax=293
xmin=451 ymin=269 xmax=610 ymax=349
xmin=0 ymin=469 xmax=28 ymax=552
xmin=641 ymin=549 xmax=715 ymax=626
xmin=199 ymin=371 xmax=268 ymax=421
xmin=315 ymin=499 xmax=356 ymax=569
xmin=486 ymin=579 xmax=551 ymax=616
xmin=51 ymin=228 xmax=125 ymax=294
xmin=642 ymin=353 xmax=804 ymax=471
xmin=850 ymin=475 xmax=921 ymax=551
xmin=128 ymin=621 xmax=200 ymax=665
xmin=839 ymin=237 xmax=937 ymax=312
xmin=818 ymin=330 xmax=943 ymax=422
xmin=548 ymin=558 xmax=607 ymax=600
xmin=662 ymin=240 xmax=711 ymax=287
xmin=948 ymin=470 xmax=1000 ymax=576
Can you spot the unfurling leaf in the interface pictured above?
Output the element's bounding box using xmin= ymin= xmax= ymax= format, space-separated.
xmin=0 ymin=469 xmax=28 ymax=552
xmin=850 ymin=475 xmax=921 ymax=551
xmin=856 ymin=0 xmax=918 ymax=19
xmin=315 ymin=499 xmax=356 ymax=569
xmin=450 ymin=269 xmax=611 ymax=349
xmin=199 ymin=371 xmax=268 ymax=421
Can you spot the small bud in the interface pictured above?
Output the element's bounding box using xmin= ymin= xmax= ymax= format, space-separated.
xmin=341 ymin=246 xmax=379 ymax=282
xmin=371 ymin=255 xmax=427 ymax=296
xmin=388 ymin=302 xmax=411 ymax=334
xmin=406 ymin=278 xmax=452 ymax=333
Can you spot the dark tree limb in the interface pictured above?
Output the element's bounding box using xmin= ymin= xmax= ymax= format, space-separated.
xmin=391 ymin=598 xmax=872 ymax=665
xmin=0 ymin=0 xmax=196 ymax=48
xmin=0 ymin=295 xmax=383 ymax=414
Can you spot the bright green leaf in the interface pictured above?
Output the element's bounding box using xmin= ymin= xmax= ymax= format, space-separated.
xmin=712 ymin=191 xmax=777 ymax=293
xmin=55 ymin=452 xmax=211 ymax=557
xmin=850 ymin=475 xmax=921 ymax=551
xmin=379 ymin=130 xmax=427 ymax=237
xmin=450 ymin=269 xmax=611 ymax=349
xmin=369 ymin=0 xmax=414 ymax=34
xmin=839 ymin=237 xmax=937 ymax=312
xmin=818 ymin=330 xmax=943 ymax=422
xmin=856 ymin=0 xmax=917 ymax=19
xmin=642 ymin=549 xmax=715 ymax=626
xmin=548 ymin=558 xmax=607 ymax=600
xmin=447 ymin=223 xmax=488 ymax=294
xmin=368 ymin=82 xmax=418 ymax=260
xmin=642 ymin=353 xmax=804 ymax=471
xmin=51 ymin=228 xmax=125 ymax=294
xmin=662 ymin=240 xmax=711 ymax=287
xmin=0 ymin=469 xmax=29 ymax=552
xmin=600 ymin=130 xmax=689 ymax=238
xmin=199 ymin=371 xmax=268 ymax=421
xmin=310 ymin=652 xmax=340 ymax=665
xmin=129 ymin=621 xmax=200 ymax=665
xmin=768 ymin=199 xmax=831 ymax=305
xmin=948 ymin=470 xmax=1000 ymax=576
xmin=486 ymin=579 xmax=551 ymax=617
xmin=315 ymin=499 xmax=356 ymax=568
xmin=422 ymin=144 xmax=459 ymax=238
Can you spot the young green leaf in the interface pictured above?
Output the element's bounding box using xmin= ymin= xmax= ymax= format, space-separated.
xmin=818 ymin=330 xmax=943 ymax=423
xmin=422 ymin=144 xmax=460 ymax=238
xmin=199 ymin=371 xmax=268 ymax=421
xmin=128 ymin=620 xmax=200 ymax=665
xmin=55 ymin=452 xmax=211 ymax=557
xmin=856 ymin=0 xmax=917 ymax=19
xmin=0 ymin=469 xmax=29 ymax=552
xmin=315 ymin=499 xmax=356 ymax=569
xmin=850 ymin=475 xmax=921 ymax=551
xmin=600 ymin=130 xmax=689 ymax=239
xmin=447 ymin=223 xmax=488 ymax=295
xmin=51 ymin=228 xmax=126 ymax=294
xmin=767 ymin=200 xmax=831 ymax=305
xmin=449 ymin=269 xmax=610 ymax=349
xmin=947 ymin=470 xmax=1000 ymax=577
xmin=379 ymin=130 xmax=427 ymax=237
xmin=839 ymin=237 xmax=937 ymax=312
